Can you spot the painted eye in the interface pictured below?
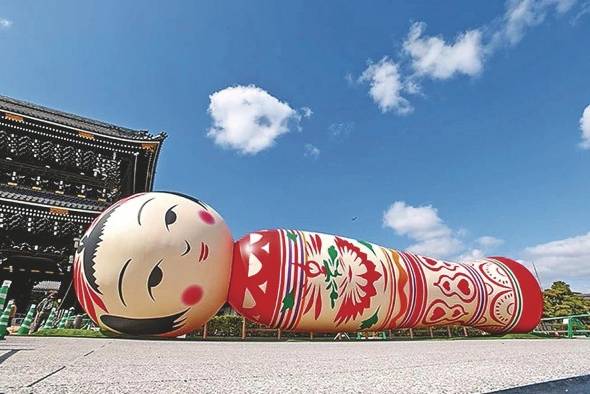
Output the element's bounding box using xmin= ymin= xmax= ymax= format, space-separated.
xmin=147 ymin=264 xmax=163 ymax=301
xmin=164 ymin=206 xmax=177 ymax=230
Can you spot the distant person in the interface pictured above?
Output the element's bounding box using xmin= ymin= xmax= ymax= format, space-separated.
xmin=7 ymin=299 xmax=17 ymax=326
xmin=31 ymin=291 xmax=57 ymax=332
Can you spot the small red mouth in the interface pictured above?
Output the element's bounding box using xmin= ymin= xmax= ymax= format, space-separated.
xmin=199 ymin=242 xmax=209 ymax=262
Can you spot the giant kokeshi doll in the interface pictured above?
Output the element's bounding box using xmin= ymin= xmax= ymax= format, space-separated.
xmin=74 ymin=192 xmax=543 ymax=337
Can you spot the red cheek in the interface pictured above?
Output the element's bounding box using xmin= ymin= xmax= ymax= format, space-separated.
xmin=181 ymin=285 xmax=203 ymax=306
xmin=199 ymin=210 xmax=215 ymax=225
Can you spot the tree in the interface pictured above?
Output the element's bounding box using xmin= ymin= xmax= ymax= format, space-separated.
xmin=543 ymin=281 xmax=590 ymax=317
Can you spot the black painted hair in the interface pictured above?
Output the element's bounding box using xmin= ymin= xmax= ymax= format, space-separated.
xmin=164 ymin=191 xmax=209 ymax=211
xmin=77 ymin=204 xmax=120 ymax=295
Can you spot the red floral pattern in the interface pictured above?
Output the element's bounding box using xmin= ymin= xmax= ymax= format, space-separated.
xmin=300 ymin=234 xmax=327 ymax=320
xmin=333 ymin=237 xmax=381 ymax=326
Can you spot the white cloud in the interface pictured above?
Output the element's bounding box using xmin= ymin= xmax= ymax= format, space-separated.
xmin=301 ymin=107 xmax=313 ymax=118
xmin=359 ymin=58 xmax=412 ymax=114
xmin=457 ymin=236 xmax=504 ymax=262
xmin=0 ymin=18 xmax=12 ymax=29
xmin=383 ymin=201 xmax=462 ymax=258
xmin=404 ymin=79 xmax=422 ymax=95
xmin=403 ymin=22 xmax=484 ymax=79
xmin=571 ymin=1 xmax=590 ymax=25
xmin=303 ymin=143 xmax=320 ymax=159
xmin=345 ymin=73 xmax=355 ymax=86
xmin=490 ymin=0 xmax=577 ymax=49
xmin=207 ymin=85 xmax=307 ymax=155
xmin=457 ymin=248 xmax=486 ymax=262
xmin=383 ymin=201 xmax=507 ymax=260
xmin=357 ymin=0 xmax=576 ymax=114
xmin=524 ymin=232 xmax=590 ymax=292
xmin=476 ymin=235 xmax=505 ymax=248
xmin=555 ymin=0 xmax=578 ymax=13
xmin=579 ymin=104 xmax=590 ymax=149
xmin=383 ymin=201 xmax=451 ymax=240
xmin=328 ymin=122 xmax=354 ymax=138
xmin=408 ymin=237 xmax=464 ymax=258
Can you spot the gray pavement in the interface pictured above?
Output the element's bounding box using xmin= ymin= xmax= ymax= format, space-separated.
xmin=1 ymin=336 xmax=589 ymax=393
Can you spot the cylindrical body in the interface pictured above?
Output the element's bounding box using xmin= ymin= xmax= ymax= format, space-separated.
xmin=228 ymin=230 xmax=543 ymax=333
xmin=42 ymin=307 xmax=57 ymax=330
xmin=57 ymin=309 xmax=72 ymax=329
xmin=16 ymin=304 xmax=36 ymax=335
xmin=0 ymin=300 xmax=14 ymax=338
xmin=0 ymin=280 xmax=11 ymax=311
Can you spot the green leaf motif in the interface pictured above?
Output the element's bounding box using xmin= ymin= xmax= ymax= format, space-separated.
xmin=281 ymin=290 xmax=295 ymax=312
xmin=286 ymin=232 xmax=298 ymax=242
xmin=358 ymin=240 xmax=375 ymax=254
xmin=326 ymin=281 xmax=339 ymax=309
xmin=322 ymin=260 xmax=331 ymax=283
xmin=320 ymin=245 xmax=341 ymax=309
xmin=329 ymin=289 xmax=338 ymax=308
xmin=328 ymin=245 xmax=338 ymax=262
xmin=360 ymin=308 xmax=380 ymax=330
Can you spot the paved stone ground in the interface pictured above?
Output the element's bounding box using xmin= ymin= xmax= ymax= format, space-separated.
xmin=1 ymin=336 xmax=589 ymax=393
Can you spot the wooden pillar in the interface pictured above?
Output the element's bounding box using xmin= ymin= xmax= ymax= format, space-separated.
xmin=202 ymin=322 xmax=208 ymax=340
xmin=429 ymin=327 xmax=434 ymax=338
xmin=277 ymin=329 xmax=282 ymax=340
xmin=13 ymin=277 xmax=35 ymax=313
xmin=241 ymin=316 xmax=246 ymax=340
xmin=409 ymin=328 xmax=414 ymax=339
xmin=447 ymin=326 xmax=452 ymax=338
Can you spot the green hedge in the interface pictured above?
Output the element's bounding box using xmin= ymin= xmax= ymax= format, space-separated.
xmin=32 ymin=328 xmax=107 ymax=338
xmin=204 ymin=315 xmax=243 ymax=337
xmin=188 ymin=315 xmax=318 ymax=338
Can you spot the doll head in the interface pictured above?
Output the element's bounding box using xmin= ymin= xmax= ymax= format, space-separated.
xmin=73 ymin=192 xmax=233 ymax=337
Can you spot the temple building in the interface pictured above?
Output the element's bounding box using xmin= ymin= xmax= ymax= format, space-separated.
xmin=0 ymin=95 xmax=166 ymax=310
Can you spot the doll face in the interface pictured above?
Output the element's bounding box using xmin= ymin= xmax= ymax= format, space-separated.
xmin=73 ymin=192 xmax=233 ymax=337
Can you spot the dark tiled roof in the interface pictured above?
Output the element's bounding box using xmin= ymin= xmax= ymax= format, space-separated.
xmin=0 ymin=95 xmax=166 ymax=141
xmin=0 ymin=184 xmax=106 ymax=212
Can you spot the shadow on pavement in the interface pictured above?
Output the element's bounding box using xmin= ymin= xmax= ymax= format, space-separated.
xmin=491 ymin=374 xmax=590 ymax=394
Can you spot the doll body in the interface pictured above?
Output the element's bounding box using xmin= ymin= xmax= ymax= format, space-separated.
xmin=229 ymin=230 xmax=542 ymax=333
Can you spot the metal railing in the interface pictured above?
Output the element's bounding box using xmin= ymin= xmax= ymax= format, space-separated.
xmin=193 ymin=316 xmax=489 ymax=341
xmin=534 ymin=314 xmax=590 ymax=338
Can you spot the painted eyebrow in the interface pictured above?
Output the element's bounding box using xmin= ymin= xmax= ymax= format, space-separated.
xmin=137 ymin=197 xmax=155 ymax=225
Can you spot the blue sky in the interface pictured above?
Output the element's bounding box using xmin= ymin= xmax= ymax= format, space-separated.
xmin=1 ymin=1 xmax=589 ymax=290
